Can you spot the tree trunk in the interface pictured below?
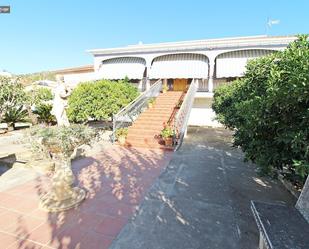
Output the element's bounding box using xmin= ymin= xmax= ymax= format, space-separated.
xmin=26 ymin=105 xmax=38 ymax=125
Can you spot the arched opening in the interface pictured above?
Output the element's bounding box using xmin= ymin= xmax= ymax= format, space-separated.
xmin=149 ymin=53 xmax=209 ymax=91
xmin=215 ymin=49 xmax=276 ymax=78
xmin=98 ymin=57 xmax=146 ymax=80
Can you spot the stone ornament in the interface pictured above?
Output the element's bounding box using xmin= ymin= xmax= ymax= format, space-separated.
xmin=51 ymin=75 xmax=71 ymax=127
xmin=39 ymin=158 xmax=86 ymax=212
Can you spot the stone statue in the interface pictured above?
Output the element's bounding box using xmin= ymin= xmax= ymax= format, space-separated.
xmin=51 ymin=75 xmax=71 ymax=127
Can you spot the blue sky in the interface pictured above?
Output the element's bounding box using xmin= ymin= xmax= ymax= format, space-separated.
xmin=0 ymin=0 xmax=308 ymax=74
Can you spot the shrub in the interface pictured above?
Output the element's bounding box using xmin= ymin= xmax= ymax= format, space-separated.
xmin=148 ymin=97 xmax=156 ymax=105
xmin=67 ymin=79 xmax=139 ymax=122
xmin=0 ymin=77 xmax=28 ymax=128
xmin=30 ymin=87 xmax=53 ymax=105
xmin=33 ymin=104 xmax=54 ymax=124
xmin=3 ymin=106 xmax=28 ymax=128
xmin=115 ymin=128 xmax=128 ymax=138
xmin=212 ymin=35 xmax=309 ymax=184
xmin=29 ymin=124 xmax=95 ymax=158
xmin=27 ymin=87 xmax=54 ymax=124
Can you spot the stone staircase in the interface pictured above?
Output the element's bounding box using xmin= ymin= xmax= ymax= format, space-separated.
xmin=125 ymin=91 xmax=183 ymax=149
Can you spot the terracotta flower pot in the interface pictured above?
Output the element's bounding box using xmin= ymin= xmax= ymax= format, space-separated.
xmin=164 ymin=137 xmax=173 ymax=147
xmin=118 ymin=136 xmax=126 ymax=145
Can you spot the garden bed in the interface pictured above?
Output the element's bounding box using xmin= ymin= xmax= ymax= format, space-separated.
xmin=278 ymin=173 xmax=302 ymax=198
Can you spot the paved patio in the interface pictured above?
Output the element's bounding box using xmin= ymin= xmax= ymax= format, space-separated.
xmin=0 ymin=145 xmax=172 ymax=249
xmin=110 ymin=127 xmax=296 ymax=249
xmin=0 ymin=127 xmax=298 ymax=249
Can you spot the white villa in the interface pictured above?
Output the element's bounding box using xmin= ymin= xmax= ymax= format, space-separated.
xmin=59 ymin=35 xmax=297 ymax=127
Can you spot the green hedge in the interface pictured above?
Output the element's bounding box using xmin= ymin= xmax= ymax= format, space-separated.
xmin=67 ymin=79 xmax=139 ymax=122
xmin=212 ymin=35 xmax=309 ymax=184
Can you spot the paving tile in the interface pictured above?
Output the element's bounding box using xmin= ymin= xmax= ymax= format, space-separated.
xmin=47 ymin=225 xmax=88 ymax=249
xmin=13 ymin=198 xmax=40 ymax=214
xmin=95 ymin=216 xmax=128 ymax=237
xmin=4 ymin=214 xmax=44 ymax=235
xmin=0 ymin=210 xmax=26 ymax=232
xmin=0 ymin=206 xmax=8 ymax=215
xmin=25 ymin=222 xmax=59 ymax=245
xmin=0 ymin=195 xmax=25 ymax=210
xmin=8 ymin=239 xmax=43 ymax=249
xmin=0 ymin=192 xmax=15 ymax=203
xmin=0 ymin=231 xmax=19 ymax=248
xmin=28 ymin=208 xmax=50 ymax=220
xmin=80 ymin=231 xmax=113 ymax=249
xmin=91 ymin=200 xmax=137 ymax=218
xmin=68 ymin=212 xmax=106 ymax=232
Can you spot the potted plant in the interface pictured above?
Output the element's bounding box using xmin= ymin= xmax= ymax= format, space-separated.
xmin=116 ymin=128 xmax=128 ymax=145
xmin=148 ymin=98 xmax=156 ymax=108
xmin=28 ymin=124 xmax=95 ymax=212
xmin=162 ymin=84 xmax=169 ymax=93
xmin=160 ymin=125 xmax=174 ymax=146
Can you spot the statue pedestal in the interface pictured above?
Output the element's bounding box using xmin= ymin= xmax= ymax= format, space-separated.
xmin=39 ymin=159 xmax=86 ymax=212
xmin=40 ymin=187 xmax=86 ymax=212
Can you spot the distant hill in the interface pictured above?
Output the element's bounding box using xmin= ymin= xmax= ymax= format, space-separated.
xmin=17 ymin=71 xmax=56 ymax=86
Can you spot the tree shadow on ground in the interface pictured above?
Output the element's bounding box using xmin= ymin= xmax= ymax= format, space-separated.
xmin=13 ymin=145 xmax=172 ymax=249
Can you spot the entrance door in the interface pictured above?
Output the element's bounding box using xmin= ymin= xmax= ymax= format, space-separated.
xmin=173 ymin=79 xmax=187 ymax=91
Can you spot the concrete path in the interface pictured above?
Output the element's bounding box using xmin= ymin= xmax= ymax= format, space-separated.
xmin=110 ymin=127 xmax=296 ymax=249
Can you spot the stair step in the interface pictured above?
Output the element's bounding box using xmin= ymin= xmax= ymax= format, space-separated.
xmin=121 ymin=91 xmax=184 ymax=150
xmin=133 ymin=120 xmax=166 ymax=125
xmin=141 ymin=112 xmax=171 ymax=116
xmin=127 ymin=134 xmax=159 ymax=140
xmin=142 ymin=111 xmax=172 ymax=115
xmin=150 ymin=106 xmax=175 ymax=109
xmin=128 ymin=129 xmax=161 ymax=136
xmin=145 ymin=108 xmax=174 ymax=112
xmin=124 ymin=142 xmax=173 ymax=150
xmin=126 ymin=137 xmax=160 ymax=144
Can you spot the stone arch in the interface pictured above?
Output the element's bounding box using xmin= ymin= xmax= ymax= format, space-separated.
xmin=98 ymin=57 xmax=146 ymax=79
xmin=149 ymin=53 xmax=209 ymax=79
xmin=215 ymin=49 xmax=277 ymax=78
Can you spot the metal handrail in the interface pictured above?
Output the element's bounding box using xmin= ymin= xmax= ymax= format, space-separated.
xmin=112 ymin=79 xmax=163 ymax=142
xmin=173 ymin=79 xmax=198 ymax=150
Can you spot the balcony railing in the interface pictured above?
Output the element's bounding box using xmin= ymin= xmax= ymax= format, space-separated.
xmin=197 ymin=79 xmax=208 ymax=92
xmin=173 ymin=79 xmax=198 ymax=150
xmin=112 ymin=79 xmax=162 ymax=143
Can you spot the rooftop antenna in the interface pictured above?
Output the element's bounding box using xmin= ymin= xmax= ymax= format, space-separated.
xmin=266 ymin=17 xmax=280 ymax=36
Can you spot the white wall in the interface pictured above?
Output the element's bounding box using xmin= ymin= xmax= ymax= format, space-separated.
xmin=63 ymin=72 xmax=98 ymax=88
xmin=188 ymin=97 xmax=222 ymax=127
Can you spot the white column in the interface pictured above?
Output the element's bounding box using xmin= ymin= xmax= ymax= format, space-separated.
xmin=208 ymin=59 xmax=215 ymax=93
xmin=145 ymin=61 xmax=152 ymax=90
xmin=138 ymin=79 xmax=143 ymax=92
xmin=208 ymin=57 xmax=215 ymax=93
xmin=145 ymin=66 xmax=150 ymax=91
